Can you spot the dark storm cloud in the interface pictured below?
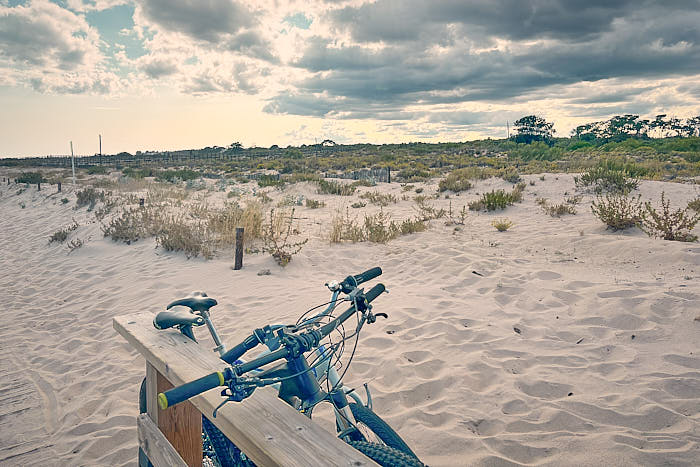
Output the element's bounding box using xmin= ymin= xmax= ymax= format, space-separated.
xmin=140 ymin=0 xmax=253 ymax=42
xmin=267 ymin=0 xmax=700 ymax=121
xmin=330 ymin=0 xmax=698 ymax=44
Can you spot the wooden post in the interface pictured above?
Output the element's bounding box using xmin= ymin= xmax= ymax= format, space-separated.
xmin=57 ymin=182 xmax=62 ymax=192
xmin=387 ymin=167 xmax=391 ymax=183
xmin=37 ymin=182 xmax=41 ymax=191
xmin=234 ymin=228 xmax=244 ymax=270
xmin=140 ymin=198 xmax=145 ymax=207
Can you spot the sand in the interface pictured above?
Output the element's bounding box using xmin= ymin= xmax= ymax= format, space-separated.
xmin=1 ymin=171 xmax=699 ymax=466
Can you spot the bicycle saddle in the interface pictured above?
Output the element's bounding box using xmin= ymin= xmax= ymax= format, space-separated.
xmin=154 ymin=308 xmax=205 ymax=330
xmin=166 ymin=291 xmax=217 ymax=312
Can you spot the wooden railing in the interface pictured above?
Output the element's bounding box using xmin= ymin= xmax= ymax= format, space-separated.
xmin=114 ymin=312 xmax=377 ymax=467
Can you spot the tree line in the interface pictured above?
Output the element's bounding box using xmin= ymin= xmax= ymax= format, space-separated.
xmin=513 ymin=114 xmax=700 ymax=144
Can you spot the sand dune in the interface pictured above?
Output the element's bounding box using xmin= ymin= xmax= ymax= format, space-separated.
xmin=1 ymin=172 xmax=698 ymax=466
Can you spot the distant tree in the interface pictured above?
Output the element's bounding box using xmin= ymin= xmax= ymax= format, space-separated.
xmin=512 ymin=115 xmax=555 ymax=144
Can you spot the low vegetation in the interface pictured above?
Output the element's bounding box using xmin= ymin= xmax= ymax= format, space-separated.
xmin=469 ymin=184 xmax=525 ymax=211
xmin=491 ymin=218 xmax=514 ymax=231
xmin=591 ymin=194 xmax=644 ymax=231
xmin=16 ymin=172 xmax=45 ymax=184
xmin=76 ymin=187 xmax=106 ymax=209
xmin=49 ymin=220 xmax=78 ymax=243
xmin=359 ymin=191 xmax=397 ymax=206
xmin=574 ymin=165 xmax=639 ymax=194
xmin=329 ymin=208 xmax=426 ymax=244
xmin=262 ymin=208 xmax=307 ymax=266
xmin=640 ymin=192 xmax=699 ymax=242
xmin=305 ymin=198 xmax=325 ymax=209
xmin=317 ymin=179 xmax=356 ymax=196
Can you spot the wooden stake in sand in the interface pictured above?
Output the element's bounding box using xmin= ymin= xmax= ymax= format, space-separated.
xmin=70 ymin=141 xmax=76 ymax=186
xmin=57 ymin=182 xmax=61 ymax=192
xmin=234 ymin=227 xmax=244 ymax=270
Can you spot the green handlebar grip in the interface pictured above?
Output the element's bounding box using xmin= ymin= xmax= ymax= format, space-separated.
xmin=158 ymin=371 xmax=225 ymax=410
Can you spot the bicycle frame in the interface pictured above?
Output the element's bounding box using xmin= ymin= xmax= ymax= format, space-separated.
xmin=181 ymin=287 xmax=367 ymax=436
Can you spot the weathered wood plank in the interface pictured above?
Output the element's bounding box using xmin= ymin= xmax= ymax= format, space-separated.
xmin=156 ymin=370 xmax=202 ymax=466
xmin=137 ymin=414 xmax=188 ymax=467
xmin=114 ymin=312 xmax=377 ymax=467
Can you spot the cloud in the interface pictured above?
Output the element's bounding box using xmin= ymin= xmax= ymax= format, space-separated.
xmin=139 ymin=0 xmax=254 ymax=43
xmin=0 ymin=0 xmax=122 ymax=93
xmin=266 ymin=0 xmax=700 ymax=128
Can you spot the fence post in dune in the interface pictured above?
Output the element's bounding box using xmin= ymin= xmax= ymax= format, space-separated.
xmin=234 ymin=227 xmax=244 ymax=270
xmin=57 ymin=182 xmax=61 ymax=193
xmin=387 ymin=167 xmax=391 ymax=183
xmin=140 ymin=198 xmax=145 ymax=207
xmin=37 ymin=182 xmax=40 ymax=191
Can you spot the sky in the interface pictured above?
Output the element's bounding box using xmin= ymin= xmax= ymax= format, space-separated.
xmin=1 ymin=0 xmax=700 ymax=157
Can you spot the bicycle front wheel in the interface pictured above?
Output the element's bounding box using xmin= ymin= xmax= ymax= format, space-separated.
xmin=347 ymin=441 xmax=425 ymax=467
xmin=346 ymin=403 xmax=419 ymax=459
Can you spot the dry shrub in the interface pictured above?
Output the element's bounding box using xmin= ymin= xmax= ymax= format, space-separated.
xmin=49 ymin=219 xmax=78 ymax=243
xmin=156 ymin=215 xmax=214 ymax=259
xmin=413 ymin=196 xmax=446 ymax=220
xmin=102 ymin=206 xmax=164 ymax=244
xmin=317 ymin=179 xmax=356 ymax=196
xmin=491 ymin=218 xmax=514 ymax=231
xmin=641 ymin=192 xmax=699 ymax=242
xmin=359 ymin=191 xmax=397 ymax=206
xmin=76 ymin=187 xmax=106 ymax=209
xmin=330 ymin=208 xmax=365 ymax=243
xmin=330 ymin=208 xmax=425 ymax=243
xmin=591 ymin=194 xmax=644 ymax=231
xmin=574 ymin=167 xmax=639 ymax=194
xmin=305 ymin=198 xmax=325 ymax=209
xmin=498 ymin=167 xmax=521 ymax=184
xmin=207 ymin=201 xmax=263 ymax=248
xmin=263 ymin=208 xmax=307 ymax=266
xmin=542 ymin=202 xmax=577 ymax=217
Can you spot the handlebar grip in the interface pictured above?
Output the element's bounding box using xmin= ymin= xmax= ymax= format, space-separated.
xmin=354 ymin=267 xmax=382 ymax=285
xmin=341 ymin=267 xmax=382 ymax=292
xmin=220 ymin=334 xmax=258 ymax=364
xmin=365 ymin=283 xmax=386 ymax=303
xmin=158 ymin=371 xmax=226 ymax=410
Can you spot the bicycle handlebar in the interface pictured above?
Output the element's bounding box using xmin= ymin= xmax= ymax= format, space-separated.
xmin=158 ymin=277 xmax=387 ymax=410
xmin=220 ymin=333 xmax=259 ymax=365
xmin=158 ymin=370 xmax=227 ymax=410
xmin=339 ymin=267 xmax=382 ymax=292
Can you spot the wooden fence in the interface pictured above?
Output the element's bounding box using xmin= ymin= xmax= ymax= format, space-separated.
xmin=113 ymin=312 xmax=376 ymax=467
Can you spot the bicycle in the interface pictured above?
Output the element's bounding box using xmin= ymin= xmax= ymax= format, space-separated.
xmin=139 ymin=267 xmax=424 ymax=466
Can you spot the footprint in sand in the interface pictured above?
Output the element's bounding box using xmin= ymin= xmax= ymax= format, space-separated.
xmin=534 ymin=270 xmax=562 ymax=280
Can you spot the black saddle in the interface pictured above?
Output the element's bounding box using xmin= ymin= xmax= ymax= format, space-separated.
xmin=153 ymin=308 xmax=205 ymax=330
xmin=166 ymin=291 xmax=217 ymax=312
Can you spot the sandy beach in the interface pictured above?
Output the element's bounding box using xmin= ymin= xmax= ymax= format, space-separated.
xmin=1 ymin=171 xmax=699 ymax=466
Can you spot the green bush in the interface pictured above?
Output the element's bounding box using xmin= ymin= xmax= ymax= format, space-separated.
xmin=317 ymin=179 xmax=357 ymax=196
xmin=438 ymin=168 xmax=480 ymax=192
xmin=492 ymin=218 xmax=514 ymax=231
xmin=359 ymin=191 xmax=397 ymax=206
xmin=574 ymin=166 xmax=639 ymax=194
xmin=591 ymin=194 xmax=644 ymax=231
xmin=499 ymin=166 xmax=521 ymax=184
xmin=257 ymin=174 xmax=284 ymax=188
xmin=640 ymin=192 xmax=699 ymax=242
xmin=76 ymin=187 xmax=106 ymax=209
xmin=16 ymin=172 xmax=45 ymax=184
xmin=470 ymin=185 xmax=524 ymax=211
